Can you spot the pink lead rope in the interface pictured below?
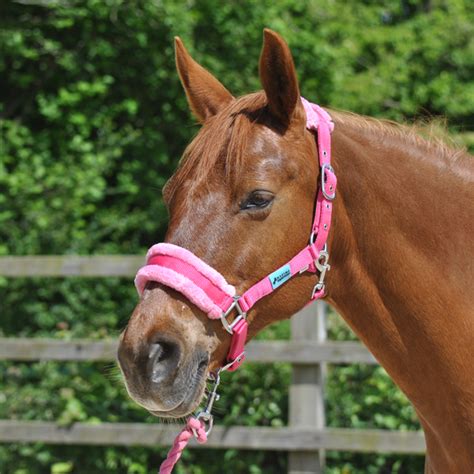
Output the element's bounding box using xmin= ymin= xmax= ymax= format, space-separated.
xmin=134 ymin=97 xmax=336 ymax=473
xmin=158 ymin=363 xmax=233 ymax=473
xmin=158 ymin=418 xmax=207 ymax=473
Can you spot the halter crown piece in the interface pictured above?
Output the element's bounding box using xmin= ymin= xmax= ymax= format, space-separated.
xmin=134 ymin=97 xmax=337 ymax=474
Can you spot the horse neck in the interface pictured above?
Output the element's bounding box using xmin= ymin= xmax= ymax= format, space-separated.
xmin=326 ymin=117 xmax=474 ymax=468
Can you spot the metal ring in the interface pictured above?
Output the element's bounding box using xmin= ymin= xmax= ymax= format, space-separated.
xmin=311 ymin=283 xmax=324 ymax=298
xmin=194 ymin=411 xmax=214 ymax=436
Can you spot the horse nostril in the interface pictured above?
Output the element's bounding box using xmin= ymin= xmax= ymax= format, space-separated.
xmin=148 ymin=340 xmax=180 ymax=384
xmin=149 ymin=343 xmax=168 ymax=363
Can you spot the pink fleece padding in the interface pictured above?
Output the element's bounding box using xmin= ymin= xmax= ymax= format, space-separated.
xmin=301 ymin=97 xmax=334 ymax=133
xmin=148 ymin=255 xmax=235 ymax=310
xmin=146 ymin=243 xmax=235 ymax=297
xmin=135 ymin=265 xmax=224 ymax=319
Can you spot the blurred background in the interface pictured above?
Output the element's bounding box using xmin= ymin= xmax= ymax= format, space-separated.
xmin=0 ymin=0 xmax=473 ymax=473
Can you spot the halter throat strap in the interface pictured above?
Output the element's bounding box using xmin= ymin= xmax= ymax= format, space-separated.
xmin=134 ymin=97 xmax=336 ymax=371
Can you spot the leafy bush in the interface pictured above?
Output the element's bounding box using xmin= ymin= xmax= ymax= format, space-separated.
xmin=0 ymin=0 xmax=472 ymax=472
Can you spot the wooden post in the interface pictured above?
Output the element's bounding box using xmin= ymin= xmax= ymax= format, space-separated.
xmin=288 ymin=301 xmax=327 ymax=474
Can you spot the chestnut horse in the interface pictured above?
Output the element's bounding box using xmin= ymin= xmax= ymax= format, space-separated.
xmin=118 ymin=29 xmax=474 ymax=473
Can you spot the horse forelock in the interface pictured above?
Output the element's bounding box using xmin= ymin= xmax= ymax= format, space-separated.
xmin=163 ymin=92 xmax=275 ymax=204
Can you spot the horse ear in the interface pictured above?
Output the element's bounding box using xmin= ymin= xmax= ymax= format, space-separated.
xmin=259 ymin=29 xmax=304 ymax=126
xmin=175 ymin=37 xmax=234 ymax=123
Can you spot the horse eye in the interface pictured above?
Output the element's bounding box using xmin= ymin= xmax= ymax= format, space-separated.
xmin=240 ymin=191 xmax=274 ymax=211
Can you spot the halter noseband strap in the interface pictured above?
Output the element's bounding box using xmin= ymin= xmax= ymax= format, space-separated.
xmin=134 ymin=97 xmax=336 ymax=371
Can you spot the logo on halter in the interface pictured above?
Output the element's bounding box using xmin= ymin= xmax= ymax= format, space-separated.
xmin=269 ymin=264 xmax=292 ymax=289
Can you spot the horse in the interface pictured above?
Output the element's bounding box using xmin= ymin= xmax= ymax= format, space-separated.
xmin=117 ymin=29 xmax=474 ymax=473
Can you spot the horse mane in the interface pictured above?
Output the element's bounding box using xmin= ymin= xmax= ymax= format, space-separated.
xmin=164 ymin=93 xmax=469 ymax=203
xmin=330 ymin=109 xmax=468 ymax=165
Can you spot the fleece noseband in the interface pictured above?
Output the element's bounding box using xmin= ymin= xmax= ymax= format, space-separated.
xmin=135 ymin=97 xmax=336 ymax=371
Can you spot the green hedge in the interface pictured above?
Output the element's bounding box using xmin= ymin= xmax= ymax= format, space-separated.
xmin=1 ymin=0 xmax=472 ymax=472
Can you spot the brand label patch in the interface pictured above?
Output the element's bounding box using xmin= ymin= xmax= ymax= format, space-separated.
xmin=269 ymin=264 xmax=292 ymax=290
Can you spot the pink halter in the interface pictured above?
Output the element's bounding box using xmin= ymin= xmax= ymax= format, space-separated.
xmin=134 ymin=97 xmax=336 ymax=473
xmin=135 ymin=97 xmax=336 ymax=371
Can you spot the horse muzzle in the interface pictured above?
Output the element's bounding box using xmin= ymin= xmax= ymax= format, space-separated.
xmin=117 ymin=331 xmax=209 ymax=417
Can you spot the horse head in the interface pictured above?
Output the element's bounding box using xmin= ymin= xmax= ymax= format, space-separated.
xmin=117 ymin=30 xmax=323 ymax=417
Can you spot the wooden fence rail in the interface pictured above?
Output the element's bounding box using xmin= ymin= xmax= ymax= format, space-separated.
xmin=0 ymin=255 xmax=143 ymax=277
xmin=0 ymin=421 xmax=425 ymax=454
xmin=0 ymin=256 xmax=425 ymax=473
xmin=0 ymin=338 xmax=377 ymax=364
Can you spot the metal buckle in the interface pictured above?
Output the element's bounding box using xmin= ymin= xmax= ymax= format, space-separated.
xmin=220 ymin=297 xmax=247 ymax=334
xmin=321 ymin=163 xmax=335 ymax=200
xmin=311 ymin=245 xmax=331 ymax=297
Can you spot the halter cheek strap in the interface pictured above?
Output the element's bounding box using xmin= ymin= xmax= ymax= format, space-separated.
xmin=134 ymin=97 xmax=336 ymax=372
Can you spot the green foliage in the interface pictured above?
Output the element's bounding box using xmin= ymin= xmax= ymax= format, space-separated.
xmin=0 ymin=0 xmax=472 ymax=473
